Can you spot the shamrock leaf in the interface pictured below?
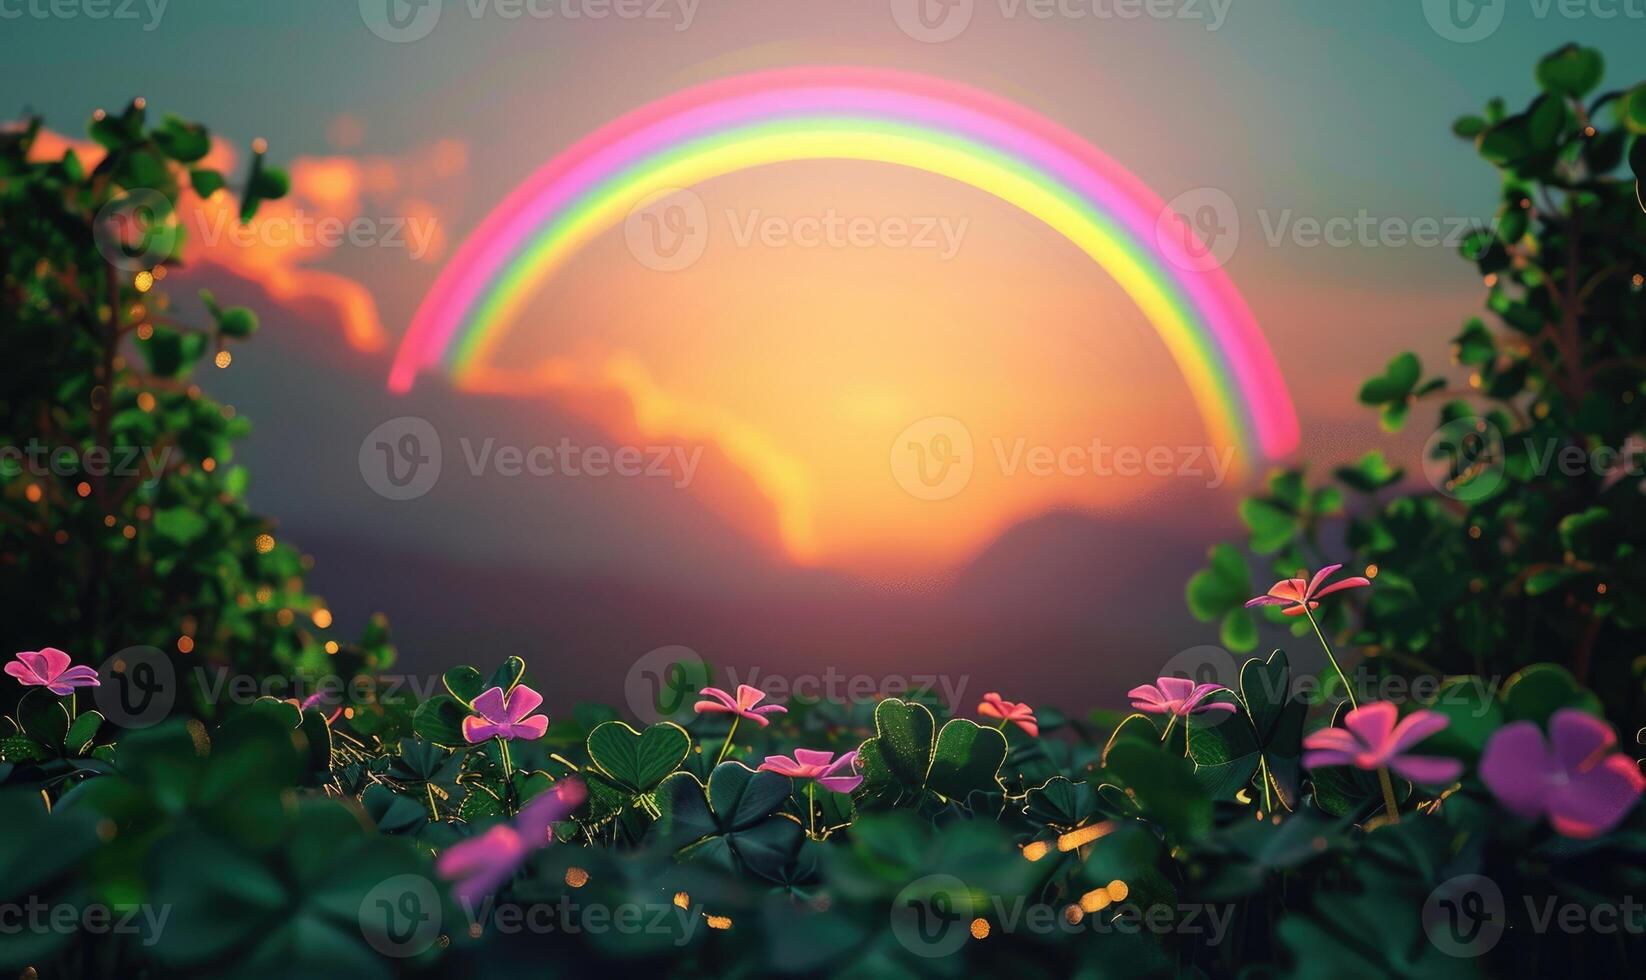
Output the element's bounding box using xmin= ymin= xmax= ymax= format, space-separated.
xmin=1186 ymin=542 xmax=1258 ymax=652
xmin=652 ymin=762 xmax=804 ymax=881
xmin=855 ymin=699 xmax=1007 ymax=808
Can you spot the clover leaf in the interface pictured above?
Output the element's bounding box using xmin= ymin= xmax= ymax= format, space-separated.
xmin=854 ymin=699 xmax=1006 ymax=808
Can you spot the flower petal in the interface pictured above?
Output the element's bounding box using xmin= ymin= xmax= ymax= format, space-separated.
xmin=734 ymin=684 xmax=767 ymax=710
xmin=1386 ymin=710 xmax=1450 ymax=755
xmin=1302 ymin=749 xmax=1359 ymax=770
xmin=34 ymin=648 xmax=72 ymax=681
xmin=1387 ymin=754 xmax=1463 ymax=786
xmin=4 ymin=660 xmax=43 ymax=686
xmin=1302 ymin=727 xmax=1362 ymax=754
xmin=1480 ymin=720 xmax=1557 ymax=820
xmin=508 ymin=715 xmax=548 ymax=741
xmin=695 ymin=687 xmax=736 ymax=712
xmin=462 ymin=716 xmax=503 ymax=743
xmin=1244 ymin=595 xmax=1289 ymax=608
xmin=1549 ymin=754 xmax=1646 ymax=839
xmin=793 ymin=748 xmax=835 ymax=768
xmin=818 ymin=771 xmax=864 ymax=793
xmin=1313 ymin=577 xmax=1372 ymax=599
xmin=1548 ymin=709 xmax=1617 ymax=773
xmin=1304 ymin=564 xmax=1344 ymax=599
xmin=1156 ymin=677 xmax=1195 ymax=703
xmin=470 ymin=686 xmax=508 ymax=723
xmin=515 ymin=778 xmax=587 ymax=845
xmin=1342 ymin=703 xmax=1399 ymax=752
xmin=504 ymin=684 xmax=543 ymax=723
xmin=758 ymin=756 xmax=806 ymax=777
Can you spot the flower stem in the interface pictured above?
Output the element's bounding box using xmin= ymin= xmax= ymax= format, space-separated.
xmin=1377 ymin=767 xmax=1400 ymax=825
xmin=715 ymin=717 xmax=740 ymax=766
xmin=1302 ymin=607 xmax=1358 ymax=710
xmin=498 ymin=736 xmax=513 ymax=783
xmin=807 ymin=781 xmax=816 ymax=839
xmin=1160 ymin=714 xmax=1178 ymax=746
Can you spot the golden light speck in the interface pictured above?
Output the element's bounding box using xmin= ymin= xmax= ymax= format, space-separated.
xmin=275 ymin=609 xmax=294 ymax=627
xmin=1633 ymin=274 xmax=1644 ymax=289
xmin=151 ymin=265 xmax=167 ymax=281
xmin=706 ymin=914 xmax=733 ymax=931
xmin=214 ymin=350 xmax=232 ymax=369
xmin=1469 ymin=526 xmax=1483 ymax=539
xmin=1468 ymin=372 xmax=1483 ymax=388
xmin=201 ymin=457 xmax=216 ymax=473
xmin=136 ymin=323 xmax=154 ymax=340
xmin=1056 ymin=820 xmax=1114 ymax=851
xmin=221 ymin=405 xmax=236 ymax=420
xmin=93 ymin=108 xmax=106 ymax=121
xmin=969 ymin=918 xmax=990 ymax=939
xmin=313 ymin=608 xmax=333 ymax=629
xmin=1106 ymin=880 xmax=1129 ymax=902
xmin=177 ymin=635 xmax=194 ymax=654
xmin=104 ymin=515 xmax=116 ymax=528
xmin=564 ymin=866 xmax=589 ymax=888
xmin=1021 ymin=840 xmax=1050 ymax=862
xmin=1534 ymin=402 xmax=1550 ymax=419
xmin=673 ymin=892 xmax=690 ymax=909
xmin=135 ymin=505 xmax=151 ymax=520
xmin=254 ymin=533 xmax=276 ymax=553
xmin=1079 ymin=889 xmax=1111 ymax=913
xmin=134 ymin=271 xmax=153 ymax=293
xmin=1484 ymin=274 xmax=1498 ymax=288
xmin=324 ymin=641 xmax=339 ymax=654
xmin=1597 ymin=583 xmax=1608 ymax=595
xmin=128 ymin=303 xmax=145 ymax=321
xmin=255 ymin=585 xmax=274 ymax=603
xmin=468 ymin=923 xmax=483 ymax=939
xmin=252 ymin=137 xmax=268 ymax=154
xmin=133 ymin=96 xmax=146 ymax=110
xmin=1063 ymin=905 xmax=1084 ymax=925
xmin=24 ymin=485 xmax=42 ymax=503
xmin=1364 ymin=564 xmax=1378 ymax=579
xmin=1584 ymin=125 xmax=1597 ymax=137
xmin=76 ymin=482 xmax=91 ymax=498
xmin=137 ymin=391 xmax=156 ymax=412
xmin=122 ymin=525 xmax=135 ymax=540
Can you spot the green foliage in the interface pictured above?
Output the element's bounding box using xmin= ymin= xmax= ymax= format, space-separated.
xmin=1195 ymin=45 xmax=1646 ymax=731
xmin=0 ymin=103 xmax=392 ymax=725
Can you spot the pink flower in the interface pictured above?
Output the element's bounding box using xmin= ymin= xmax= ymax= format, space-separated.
xmin=1245 ymin=563 xmax=1371 ymax=617
xmin=5 ymin=648 xmax=100 ymax=696
xmin=461 ymin=684 xmax=549 ymax=743
xmin=1127 ymin=677 xmax=1237 ymax=718
xmin=693 ymin=684 xmax=786 ymax=727
xmin=1479 ymin=709 xmax=1646 ymax=839
xmin=1302 ymin=702 xmax=1461 ymax=785
xmin=758 ymin=749 xmax=863 ymax=793
xmin=977 ymin=692 xmax=1039 ymax=736
xmin=436 ymin=778 xmax=586 ymax=906
xmin=284 ymin=690 xmax=343 ymax=725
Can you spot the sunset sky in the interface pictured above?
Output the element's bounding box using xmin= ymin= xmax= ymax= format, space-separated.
xmin=6 ymin=3 xmax=1639 ymax=705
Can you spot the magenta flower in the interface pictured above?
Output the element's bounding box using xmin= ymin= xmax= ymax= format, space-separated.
xmin=1127 ymin=677 xmax=1236 ymax=718
xmin=693 ymin=684 xmax=787 ymax=727
xmin=1480 ymin=709 xmax=1646 ymax=839
xmin=759 ymin=749 xmax=863 ymax=793
xmin=436 ymin=778 xmax=586 ymax=906
xmin=1302 ymin=702 xmax=1462 ymax=784
xmin=1246 ymin=563 xmax=1371 ymax=618
xmin=5 ymin=648 xmax=100 ymax=696
xmin=977 ymin=692 xmax=1039 ymax=736
xmin=461 ymin=684 xmax=549 ymax=743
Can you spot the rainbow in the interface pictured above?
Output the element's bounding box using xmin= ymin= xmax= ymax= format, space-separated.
xmin=388 ymin=67 xmax=1299 ymax=463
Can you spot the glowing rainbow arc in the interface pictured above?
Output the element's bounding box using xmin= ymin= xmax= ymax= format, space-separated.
xmin=389 ymin=67 xmax=1299 ymax=464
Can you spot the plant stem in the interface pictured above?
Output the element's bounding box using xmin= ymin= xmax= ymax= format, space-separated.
xmin=1302 ymin=607 xmax=1358 ymax=710
xmin=715 ymin=717 xmax=740 ymax=766
xmin=498 ymin=736 xmax=513 ymax=782
xmin=1377 ymin=767 xmax=1400 ymax=825
xmin=1257 ymin=754 xmax=1274 ymax=813
xmin=1160 ymin=714 xmax=1178 ymax=745
xmin=807 ymin=781 xmax=816 ymax=839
